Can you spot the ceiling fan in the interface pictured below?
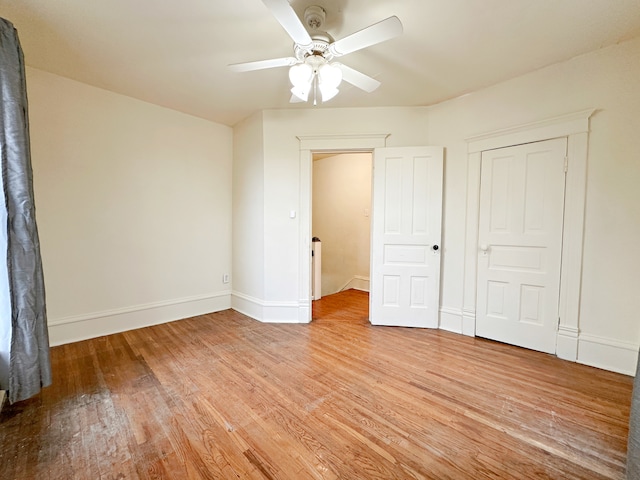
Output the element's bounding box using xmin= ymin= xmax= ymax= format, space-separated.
xmin=228 ymin=0 xmax=403 ymax=104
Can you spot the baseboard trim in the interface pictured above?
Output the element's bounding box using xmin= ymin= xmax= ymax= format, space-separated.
xmin=231 ymin=291 xmax=263 ymax=321
xmin=462 ymin=309 xmax=476 ymax=336
xmin=48 ymin=292 xmax=232 ymax=346
xmin=577 ymin=333 xmax=639 ymax=376
xmin=262 ymin=303 xmax=304 ymax=323
xmin=231 ymin=292 xmax=308 ymax=323
xmin=556 ymin=325 xmax=579 ymax=362
xmin=438 ymin=306 xmax=638 ymax=375
xmin=338 ymin=276 xmax=370 ymax=293
xmin=439 ymin=306 xmax=463 ymax=334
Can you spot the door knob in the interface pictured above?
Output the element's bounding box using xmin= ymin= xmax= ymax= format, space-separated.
xmin=432 ymin=245 xmax=439 ymax=251
xmin=480 ymin=244 xmax=489 ymax=256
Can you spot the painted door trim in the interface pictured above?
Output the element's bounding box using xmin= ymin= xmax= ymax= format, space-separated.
xmin=297 ymin=134 xmax=390 ymax=323
xmin=463 ymin=109 xmax=596 ymax=362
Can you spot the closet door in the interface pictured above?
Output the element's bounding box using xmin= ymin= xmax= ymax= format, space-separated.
xmin=476 ymin=138 xmax=567 ymax=353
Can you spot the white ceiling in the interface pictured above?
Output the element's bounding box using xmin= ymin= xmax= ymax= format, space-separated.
xmin=1 ymin=0 xmax=639 ymax=126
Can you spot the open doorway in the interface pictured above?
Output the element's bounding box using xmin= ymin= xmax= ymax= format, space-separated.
xmin=311 ymin=151 xmax=372 ymax=322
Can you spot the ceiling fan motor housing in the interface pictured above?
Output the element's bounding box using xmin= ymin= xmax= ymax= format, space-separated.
xmin=294 ymin=6 xmax=335 ymax=61
xmin=295 ymin=32 xmax=335 ymax=61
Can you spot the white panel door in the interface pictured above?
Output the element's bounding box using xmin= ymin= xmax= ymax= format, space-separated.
xmin=370 ymin=147 xmax=443 ymax=327
xmin=476 ymin=138 xmax=567 ymax=353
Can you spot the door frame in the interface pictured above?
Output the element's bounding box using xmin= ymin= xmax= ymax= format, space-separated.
xmin=297 ymin=134 xmax=390 ymax=323
xmin=463 ymin=109 xmax=596 ymax=362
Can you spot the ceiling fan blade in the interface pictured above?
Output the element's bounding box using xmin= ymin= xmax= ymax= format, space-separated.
xmin=228 ymin=57 xmax=297 ymax=73
xmin=338 ymin=64 xmax=381 ymax=93
xmin=262 ymin=0 xmax=313 ymax=48
xmin=329 ymin=16 xmax=403 ymax=57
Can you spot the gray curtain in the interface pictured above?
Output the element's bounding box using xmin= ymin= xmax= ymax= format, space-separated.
xmin=629 ymin=353 xmax=640 ymax=479
xmin=0 ymin=18 xmax=51 ymax=404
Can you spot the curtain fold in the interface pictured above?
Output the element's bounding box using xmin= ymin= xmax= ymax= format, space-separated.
xmin=0 ymin=17 xmax=51 ymax=404
xmin=629 ymin=353 xmax=640 ymax=479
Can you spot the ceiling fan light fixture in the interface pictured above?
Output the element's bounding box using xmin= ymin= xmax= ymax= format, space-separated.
xmin=318 ymin=62 xmax=342 ymax=89
xmin=289 ymin=62 xmax=313 ymax=101
xmin=317 ymin=62 xmax=342 ymax=102
xmin=230 ymin=2 xmax=404 ymax=104
xmin=289 ymin=63 xmax=313 ymax=89
xmin=319 ymin=85 xmax=339 ymax=102
xmin=291 ymin=84 xmax=311 ymax=102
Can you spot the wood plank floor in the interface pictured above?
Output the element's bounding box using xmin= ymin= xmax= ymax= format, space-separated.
xmin=0 ymin=289 xmax=633 ymax=479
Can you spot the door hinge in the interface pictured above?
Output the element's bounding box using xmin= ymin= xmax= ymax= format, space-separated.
xmin=564 ymin=156 xmax=568 ymax=172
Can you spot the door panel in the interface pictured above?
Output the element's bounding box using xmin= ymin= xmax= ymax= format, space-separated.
xmin=476 ymin=138 xmax=566 ymax=353
xmin=370 ymin=147 xmax=443 ymax=327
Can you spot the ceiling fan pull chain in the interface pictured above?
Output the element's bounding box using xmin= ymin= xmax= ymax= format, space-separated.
xmin=313 ymin=75 xmax=318 ymax=106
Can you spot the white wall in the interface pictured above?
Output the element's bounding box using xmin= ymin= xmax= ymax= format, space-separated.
xmin=27 ymin=67 xmax=233 ymax=345
xmin=426 ymin=37 xmax=640 ymax=374
xmin=231 ymin=111 xmax=266 ymax=318
xmin=312 ymin=153 xmax=371 ymax=295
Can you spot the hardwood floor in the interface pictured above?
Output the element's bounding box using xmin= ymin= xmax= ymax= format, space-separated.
xmin=0 ymin=289 xmax=633 ymax=479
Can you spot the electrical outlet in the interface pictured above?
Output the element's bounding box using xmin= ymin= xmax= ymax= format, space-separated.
xmin=222 ymin=274 xmax=230 ymax=284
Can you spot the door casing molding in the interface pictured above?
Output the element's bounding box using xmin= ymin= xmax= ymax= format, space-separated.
xmin=463 ymin=109 xmax=596 ymax=361
xmin=297 ymin=134 xmax=389 ymax=322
